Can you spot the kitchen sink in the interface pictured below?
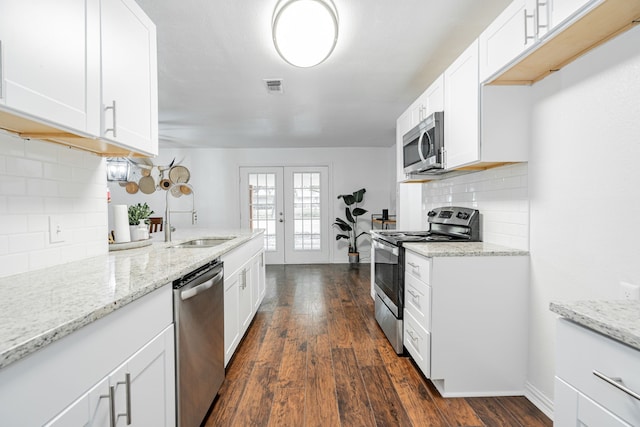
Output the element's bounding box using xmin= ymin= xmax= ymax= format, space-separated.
xmin=171 ymin=237 xmax=235 ymax=248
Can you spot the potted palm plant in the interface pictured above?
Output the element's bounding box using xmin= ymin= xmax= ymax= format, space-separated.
xmin=333 ymin=188 xmax=367 ymax=263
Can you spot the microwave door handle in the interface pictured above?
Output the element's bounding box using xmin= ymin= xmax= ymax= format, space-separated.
xmin=418 ymin=131 xmax=427 ymax=162
xmin=418 ymin=130 xmax=433 ymax=163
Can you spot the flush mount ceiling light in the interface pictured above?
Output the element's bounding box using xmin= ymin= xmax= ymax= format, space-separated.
xmin=272 ymin=0 xmax=339 ymax=68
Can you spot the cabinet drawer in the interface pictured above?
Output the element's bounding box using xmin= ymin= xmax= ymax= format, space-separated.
xmin=404 ymin=310 xmax=431 ymax=378
xmin=405 ymin=250 xmax=430 ymax=283
xmin=556 ymin=319 xmax=640 ymax=426
xmin=404 ymin=273 xmax=431 ymax=331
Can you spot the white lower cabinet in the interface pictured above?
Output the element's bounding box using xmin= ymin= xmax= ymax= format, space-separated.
xmin=403 ymin=249 xmax=528 ymax=397
xmin=0 ymin=285 xmax=175 ymax=426
xmin=554 ymin=319 xmax=640 ymax=426
xmin=222 ymin=235 xmax=266 ymax=366
xmin=403 ymin=310 xmax=431 ymax=378
xmin=46 ymin=325 xmax=175 ymax=427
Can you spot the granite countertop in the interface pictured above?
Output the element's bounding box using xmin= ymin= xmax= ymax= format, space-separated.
xmin=0 ymin=228 xmax=263 ymax=370
xmin=402 ymin=241 xmax=529 ymax=257
xmin=550 ymin=300 xmax=640 ymax=351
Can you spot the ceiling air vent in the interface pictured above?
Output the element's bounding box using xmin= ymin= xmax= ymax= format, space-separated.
xmin=264 ymin=79 xmax=284 ymax=94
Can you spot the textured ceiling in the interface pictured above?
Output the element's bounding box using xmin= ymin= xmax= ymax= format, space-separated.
xmin=134 ymin=0 xmax=510 ymax=149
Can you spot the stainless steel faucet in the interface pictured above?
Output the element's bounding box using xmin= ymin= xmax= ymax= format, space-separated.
xmin=165 ymin=183 xmax=196 ymax=242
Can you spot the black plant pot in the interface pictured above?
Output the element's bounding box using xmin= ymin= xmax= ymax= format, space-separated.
xmin=348 ymin=252 xmax=360 ymax=263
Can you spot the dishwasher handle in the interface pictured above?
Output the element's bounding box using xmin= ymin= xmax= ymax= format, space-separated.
xmin=180 ymin=270 xmax=223 ymax=301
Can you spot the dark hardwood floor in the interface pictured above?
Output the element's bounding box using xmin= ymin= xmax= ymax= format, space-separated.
xmin=204 ymin=264 xmax=552 ymax=427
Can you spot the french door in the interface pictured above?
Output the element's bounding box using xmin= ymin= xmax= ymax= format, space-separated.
xmin=240 ymin=166 xmax=329 ymax=264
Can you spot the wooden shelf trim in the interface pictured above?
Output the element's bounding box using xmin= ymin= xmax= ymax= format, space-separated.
xmin=489 ymin=0 xmax=640 ymax=85
xmin=0 ymin=109 xmax=149 ymax=157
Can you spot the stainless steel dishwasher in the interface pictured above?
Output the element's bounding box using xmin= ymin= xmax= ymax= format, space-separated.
xmin=173 ymin=259 xmax=224 ymax=427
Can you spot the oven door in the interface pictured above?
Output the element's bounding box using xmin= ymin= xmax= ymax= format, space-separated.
xmin=373 ymin=239 xmax=401 ymax=317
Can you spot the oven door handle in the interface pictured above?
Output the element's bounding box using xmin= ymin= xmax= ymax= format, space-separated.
xmin=373 ymin=239 xmax=399 ymax=256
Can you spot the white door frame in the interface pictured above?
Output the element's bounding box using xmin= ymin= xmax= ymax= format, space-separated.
xmin=240 ymin=165 xmax=331 ymax=264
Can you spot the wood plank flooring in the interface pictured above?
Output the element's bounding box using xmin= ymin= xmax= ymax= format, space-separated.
xmin=204 ymin=264 xmax=552 ymax=427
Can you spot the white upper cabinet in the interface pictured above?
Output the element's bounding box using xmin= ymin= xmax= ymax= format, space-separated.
xmin=444 ymin=40 xmax=480 ymax=170
xmin=100 ymin=0 xmax=158 ymax=156
xmin=0 ymin=0 xmax=96 ymax=135
xmin=483 ymin=0 xmax=639 ymax=85
xmin=548 ymin=0 xmax=595 ymax=32
xmin=0 ymin=0 xmax=157 ymax=157
xmin=444 ymin=39 xmax=530 ymax=171
xmin=409 ymin=74 xmax=445 ymax=129
xmin=479 ymin=0 xmax=552 ymax=83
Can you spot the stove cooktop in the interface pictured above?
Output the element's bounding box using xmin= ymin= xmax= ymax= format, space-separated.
xmin=372 ymin=230 xmax=460 ymax=245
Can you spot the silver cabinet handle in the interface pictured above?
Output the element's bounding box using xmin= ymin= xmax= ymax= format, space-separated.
xmin=523 ymin=9 xmax=535 ymax=45
xmin=109 ymin=385 xmax=116 ymax=427
xmin=116 ymin=373 xmax=132 ymax=425
xmin=240 ymin=269 xmax=247 ymax=289
xmin=535 ymin=0 xmax=547 ymax=35
xmin=407 ymin=262 xmax=419 ymax=269
xmin=407 ymin=330 xmax=419 ymax=342
xmin=593 ymin=370 xmax=640 ymax=401
xmin=407 ymin=289 xmax=419 ymax=299
xmin=100 ymin=387 xmax=116 ymax=427
xmin=105 ymin=100 xmax=117 ymax=137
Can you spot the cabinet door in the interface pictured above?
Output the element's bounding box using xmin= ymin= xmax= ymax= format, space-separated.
xmin=224 ymin=271 xmax=240 ymax=366
xmin=238 ymin=266 xmax=253 ymax=335
xmin=100 ymin=0 xmax=158 ymax=155
xmin=479 ymin=0 xmax=533 ymax=82
xmin=110 ymin=325 xmax=175 ymax=427
xmin=549 ymin=0 xmax=593 ymax=30
xmin=404 ymin=310 xmax=431 ymax=378
xmin=443 ymin=39 xmax=480 ymax=170
xmin=424 ymin=74 xmax=444 ymax=115
xmin=257 ymin=251 xmax=266 ymax=306
xmin=577 ymin=393 xmax=633 ymax=427
xmin=250 ymin=253 xmax=261 ymax=312
xmin=0 ymin=0 xmax=92 ymax=133
xmin=44 ymin=377 xmax=110 ymax=427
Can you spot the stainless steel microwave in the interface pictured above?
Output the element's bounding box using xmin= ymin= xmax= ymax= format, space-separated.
xmin=402 ymin=111 xmax=444 ymax=174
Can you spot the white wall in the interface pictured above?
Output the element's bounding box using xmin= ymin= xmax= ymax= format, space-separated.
xmin=110 ymin=146 xmax=394 ymax=263
xmin=527 ymin=25 xmax=640 ymax=407
xmin=0 ymin=131 xmax=107 ymax=278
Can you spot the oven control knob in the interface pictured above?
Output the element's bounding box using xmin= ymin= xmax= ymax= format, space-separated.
xmin=427 ymin=210 xmax=437 ymax=217
xmin=456 ymin=212 xmax=469 ymax=220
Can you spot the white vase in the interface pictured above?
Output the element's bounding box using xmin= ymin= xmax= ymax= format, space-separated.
xmin=129 ymin=220 xmax=149 ymax=241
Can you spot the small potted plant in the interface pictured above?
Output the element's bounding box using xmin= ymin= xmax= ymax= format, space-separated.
xmin=333 ymin=188 xmax=367 ymax=263
xmin=128 ymin=203 xmax=153 ymax=241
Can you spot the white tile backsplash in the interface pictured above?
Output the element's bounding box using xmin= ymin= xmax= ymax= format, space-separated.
xmin=422 ymin=163 xmax=529 ymax=250
xmin=0 ymin=131 xmax=108 ymax=278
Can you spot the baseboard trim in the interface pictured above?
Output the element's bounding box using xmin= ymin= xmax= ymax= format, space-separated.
xmin=524 ymin=381 xmax=554 ymax=421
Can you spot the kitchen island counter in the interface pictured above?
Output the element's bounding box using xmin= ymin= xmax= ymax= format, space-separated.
xmin=402 ymin=241 xmax=528 ymax=257
xmin=550 ymin=300 xmax=640 ymax=351
xmin=0 ymin=229 xmax=263 ymax=369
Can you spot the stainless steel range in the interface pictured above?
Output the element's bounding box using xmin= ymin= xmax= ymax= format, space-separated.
xmin=371 ymin=207 xmax=480 ymax=354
